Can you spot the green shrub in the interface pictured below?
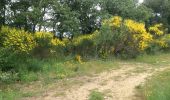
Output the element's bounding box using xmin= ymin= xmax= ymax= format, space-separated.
xmin=0 ymin=48 xmax=18 ymax=72
xmin=34 ymin=32 xmax=53 ymax=48
xmin=96 ymin=24 xmax=128 ymax=58
xmin=0 ymin=47 xmax=43 ymax=73
xmin=72 ymin=33 xmax=97 ymax=57
xmin=162 ymin=34 xmax=170 ymax=45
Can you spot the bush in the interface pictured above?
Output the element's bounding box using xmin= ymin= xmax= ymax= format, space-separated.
xmin=162 ymin=34 xmax=170 ymax=48
xmin=94 ymin=16 xmax=127 ymax=58
xmin=34 ymin=32 xmax=53 ymax=48
xmin=124 ymin=19 xmax=153 ymax=51
xmin=0 ymin=48 xmax=18 ymax=72
xmin=72 ymin=33 xmax=97 ymax=57
xmin=0 ymin=26 xmax=36 ymax=54
xmin=149 ymin=24 xmax=164 ymax=36
xmin=146 ymin=24 xmax=169 ymax=53
xmin=34 ymin=32 xmax=66 ymax=58
xmin=96 ymin=16 xmax=153 ymax=58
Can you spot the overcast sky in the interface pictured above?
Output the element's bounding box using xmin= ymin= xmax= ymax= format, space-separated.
xmin=139 ymin=0 xmax=144 ymax=3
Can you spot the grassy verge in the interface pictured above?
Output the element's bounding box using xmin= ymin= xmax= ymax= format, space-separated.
xmin=141 ymin=69 xmax=170 ymax=100
xmin=134 ymin=53 xmax=170 ymax=100
xmin=135 ymin=53 xmax=170 ymax=66
xmin=0 ymin=58 xmax=119 ymax=100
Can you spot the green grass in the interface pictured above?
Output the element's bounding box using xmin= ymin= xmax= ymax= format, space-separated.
xmin=89 ymin=90 xmax=104 ymax=100
xmin=135 ymin=53 xmax=170 ymax=66
xmin=141 ymin=69 xmax=170 ymax=100
xmin=134 ymin=53 xmax=170 ymax=100
xmin=0 ymin=88 xmax=21 ymax=100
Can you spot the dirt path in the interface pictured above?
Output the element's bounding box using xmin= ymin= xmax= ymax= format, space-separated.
xmin=26 ymin=62 xmax=167 ymax=100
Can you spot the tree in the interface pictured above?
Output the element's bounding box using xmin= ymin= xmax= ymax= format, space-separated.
xmin=0 ymin=0 xmax=11 ymax=26
xmin=27 ymin=0 xmax=54 ymax=32
xmin=102 ymin=0 xmax=152 ymax=22
xmin=10 ymin=0 xmax=31 ymax=30
xmin=103 ymin=0 xmax=137 ymax=18
xmin=133 ymin=4 xmax=153 ymax=22
xmin=61 ymin=0 xmax=107 ymax=34
xmin=144 ymin=0 xmax=170 ymax=32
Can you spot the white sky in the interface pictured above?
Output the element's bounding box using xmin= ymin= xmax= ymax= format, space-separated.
xmin=139 ymin=0 xmax=144 ymax=3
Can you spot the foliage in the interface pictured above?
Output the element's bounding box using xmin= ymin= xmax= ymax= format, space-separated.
xmin=124 ymin=19 xmax=153 ymax=51
xmin=149 ymin=24 xmax=164 ymax=36
xmin=34 ymin=31 xmax=66 ymax=58
xmin=96 ymin=16 xmax=125 ymax=58
xmin=51 ymin=38 xmax=65 ymax=47
xmin=34 ymin=32 xmax=53 ymax=48
xmin=144 ymin=0 xmax=170 ymax=32
xmin=72 ymin=33 xmax=97 ymax=56
xmin=0 ymin=26 xmax=36 ymax=53
xmin=133 ymin=5 xmax=153 ymax=22
xmin=103 ymin=16 xmax=122 ymax=28
xmin=0 ymin=48 xmax=17 ymax=72
xmin=146 ymin=23 xmax=169 ymax=53
xmin=97 ymin=16 xmax=153 ymax=58
xmin=162 ymin=34 xmax=170 ymax=48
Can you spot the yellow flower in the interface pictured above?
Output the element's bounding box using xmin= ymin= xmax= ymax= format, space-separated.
xmin=75 ymin=54 xmax=82 ymax=63
xmin=102 ymin=16 xmax=122 ymax=28
xmin=1 ymin=26 xmax=36 ymax=53
xmin=149 ymin=24 xmax=164 ymax=36
xmin=155 ymin=40 xmax=168 ymax=48
xmin=124 ymin=19 xmax=153 ymax=50
xmin=51 ymin=38 xmax=65 ymax=47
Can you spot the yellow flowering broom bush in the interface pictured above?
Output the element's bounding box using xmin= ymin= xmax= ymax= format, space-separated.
xmin=0 ymin=26 xmax=36 ymax=53
xmin=149 ymin=24 xmax=164 ymax=36
xmin=147 ymin=23 xmax=169 ymax=53
xmin=98 ymin=16 xmax=153 ymax=58
xmin=124 ymin=19 xmax=153 ymax=51
xmin=34 ymin=32 xmax=66 ymax=57
xmin=34 ymin=31 xmax=65 ymax=47
xmin=34 ymin=32 xmax=53 ymax=47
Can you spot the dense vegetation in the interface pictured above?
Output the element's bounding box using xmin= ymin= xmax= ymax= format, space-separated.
xmin=0 ymin=0 xmax=170 ymax=100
